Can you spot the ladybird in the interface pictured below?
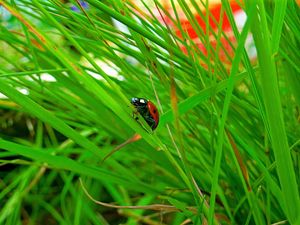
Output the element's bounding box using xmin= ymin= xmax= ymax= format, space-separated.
xmin=130 ymin=97 xmax=159 ymax=130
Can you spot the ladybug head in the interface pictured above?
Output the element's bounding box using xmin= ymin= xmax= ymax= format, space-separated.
xmin=130 ymin=97 xmax=148 ymax=106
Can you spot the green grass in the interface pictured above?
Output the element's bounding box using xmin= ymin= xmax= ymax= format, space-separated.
xmin=0 ymin=0 xmax=299 ymax=224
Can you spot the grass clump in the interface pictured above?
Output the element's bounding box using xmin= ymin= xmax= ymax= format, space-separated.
xmin=0 ymin=0 xmax=299 ymax=224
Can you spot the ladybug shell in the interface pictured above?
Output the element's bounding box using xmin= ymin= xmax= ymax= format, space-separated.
xmin=147 ymin=101 xmax=159 ymax=129
xmin=130 ymin=97 xmax=159 ymax=130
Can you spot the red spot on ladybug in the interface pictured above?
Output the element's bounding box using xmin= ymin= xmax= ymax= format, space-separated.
xmin=131 ymin=97 xmax=159 ymax=130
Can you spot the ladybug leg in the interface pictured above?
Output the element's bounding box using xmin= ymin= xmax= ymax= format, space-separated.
xmin=132 ymin=112 xmax=152 ymax=132
xmin=144 ymin=115 xmax=157 ymax=130
xmin=148 ymin=117 xmax=157 ymax=130
xmin=132 ymin=111 xmax=144 ymax=129
xmin=132 ymin=111 xmax=139 ymax=121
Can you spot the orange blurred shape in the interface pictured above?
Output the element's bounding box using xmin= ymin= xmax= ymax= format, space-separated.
xmin=160 ymin=0 xmax=244 ymax=69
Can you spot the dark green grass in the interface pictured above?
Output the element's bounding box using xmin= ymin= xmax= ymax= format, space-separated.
xmin=0 ymin=0 xmax=299 ymax=224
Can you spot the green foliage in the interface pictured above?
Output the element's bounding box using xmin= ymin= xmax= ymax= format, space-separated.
xmin=0 ymin=0 xmax=299 ymax=224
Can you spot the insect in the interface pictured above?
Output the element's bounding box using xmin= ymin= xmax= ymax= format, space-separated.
xmin=101 ymin=97 xmax=159 ymax=163
xmin=131 ymin=97 xmax=159 ymax=130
